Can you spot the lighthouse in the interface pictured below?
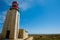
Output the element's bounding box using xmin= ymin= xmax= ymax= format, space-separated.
xmin=0 ymin=1 xmax=33 ymax=40
xmin=2 ymin=1 xmax=20 ymax=39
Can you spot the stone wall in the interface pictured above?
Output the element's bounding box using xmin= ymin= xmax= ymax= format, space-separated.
xmin=23 ymin=30 xmax=28 ymax=39
xmin=18 ymin=29 xmax=23 ymax=38
xmin=18 ymin=29 xmax=28 ymax=39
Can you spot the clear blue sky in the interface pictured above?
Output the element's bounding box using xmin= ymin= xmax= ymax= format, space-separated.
xmin=0 ymin=0 xmax=60 ymax=34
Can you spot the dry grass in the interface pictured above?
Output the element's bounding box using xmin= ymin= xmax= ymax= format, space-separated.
xmin=29 ymin=34 xmax=60 ymax=40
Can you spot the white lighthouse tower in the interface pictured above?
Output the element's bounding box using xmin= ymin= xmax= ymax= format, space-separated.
xmin=2 ymin=1 xmax=20 ymax=40
xmin=0 ymin=1 xmax=33 ymax=40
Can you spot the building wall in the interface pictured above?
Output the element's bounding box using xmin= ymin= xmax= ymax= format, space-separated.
xmin=18 ymin=29 xmax=28 ymax=39
xmin=18 ymin=29 xmax=23 ymax=38
xmin=23 ymin=30 xmax=28 ymax=39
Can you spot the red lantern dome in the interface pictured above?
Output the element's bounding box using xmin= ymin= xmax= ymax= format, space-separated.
xmin=12 ymin=1 xmax=18 ymax=5
xmin=11 ymin=1 xmax=19 ymax=10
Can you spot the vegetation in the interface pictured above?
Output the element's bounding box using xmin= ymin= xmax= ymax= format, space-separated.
xmin=29 ymin=34 xmax=60 ymax=40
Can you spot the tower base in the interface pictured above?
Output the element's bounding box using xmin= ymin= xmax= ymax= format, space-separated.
xmin=0 ymin=29 xmax=33 ymax=40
